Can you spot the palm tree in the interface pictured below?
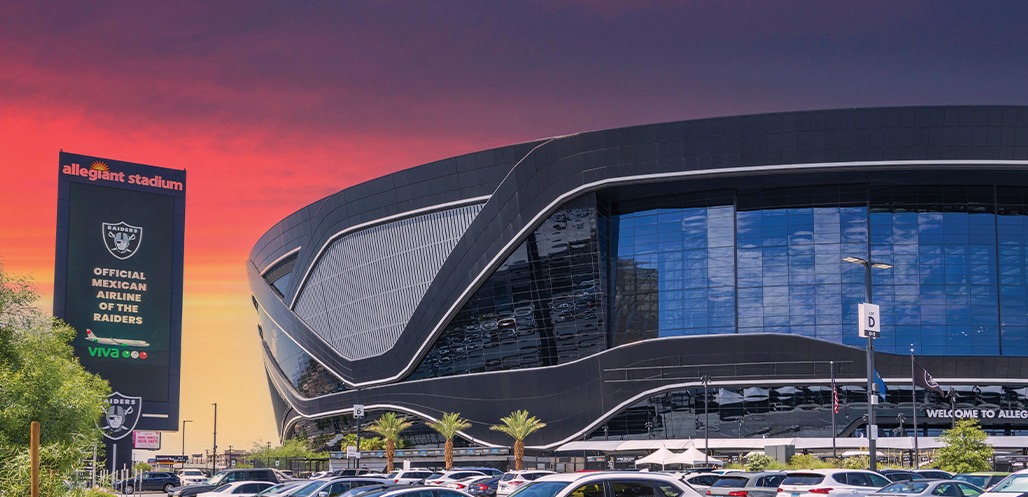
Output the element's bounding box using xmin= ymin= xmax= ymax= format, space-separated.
xmin=427 ymin=412 xmax=472 ymax=470
xmin=489 ymin=410 xmax=546 ymax=470
xmin=366 ymin=412 xmax=413 ymax=472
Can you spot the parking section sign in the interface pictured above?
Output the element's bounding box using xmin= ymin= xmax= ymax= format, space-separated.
xmin=54 ymin=152 xmax=185 ymax=431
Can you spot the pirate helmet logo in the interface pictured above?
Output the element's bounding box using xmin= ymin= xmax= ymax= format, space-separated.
xmin=99 ymin=391 xmax=142 ymax=440
xmin=102 ymin=222 xmax=143 ymax=260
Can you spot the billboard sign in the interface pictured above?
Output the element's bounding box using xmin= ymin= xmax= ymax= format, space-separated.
xmin=133 ymin=430 xmax=162 ymax=450
xmin=54 ymin=152 xmax=186 ymax=431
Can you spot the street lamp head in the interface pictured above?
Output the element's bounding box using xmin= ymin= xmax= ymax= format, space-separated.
xmin=842 ymin=256 xmax=867 ymax=265
xmin=870 ymin=262 xmax=893 ymax=270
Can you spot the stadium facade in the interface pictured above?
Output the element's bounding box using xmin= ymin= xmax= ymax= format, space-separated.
xmin=249 ymin=106 xmax=1028 ymax=451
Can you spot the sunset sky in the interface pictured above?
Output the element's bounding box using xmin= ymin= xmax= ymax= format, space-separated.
xmin=2 ymin=2 xmax=1028 ymax=457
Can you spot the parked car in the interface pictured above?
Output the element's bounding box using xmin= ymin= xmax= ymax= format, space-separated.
xmin=287 ymin=477 xmax=394 ymax=497
xmin=170 ymin=468 xmax=287 ymax=497
xmin=198 ymin=481 xmax=278 ymax=496
xmin=344 ymin=486 xmax=475 ymax=497
xmin=330 ymin=469 xmax=379 ymax=478
xmin=880 ymin=471 xmax=926 ymax=483
xmin=507 ymin=471 xmax=702 ymax=497
xmin=333 ymin=484 xmax=407 ymax=497
xmin=979 ymin=469 xmax=1028 ymax=497
xmin=706 ymin=472 xmax=786 ymax=497
xmin=465 ymin=476 xmax=501 ymax=497
xmin=447 ymin=476 xmax=494 ymax=491
xmin=257 ymin=481 xmax=315 ymax=496
xmin=455 ymin=468 xmax=504 ymax=477
xmin=913 ymin=471 xmax=953 ymax=480
xmin=680 ymin=473 xmax=721 ymax=493
xmin=180 ymin=469 xmax=211 ymax=485
xmin=113 ymin=471 xmax=181 ymax=494
xmin=496 ymin=470 xmax=556 ymax=497
xmin=386 ymin=469 xmax=436 ymax=485
xmin=427 ymin=471 xmax=488 ymax=486
xmin=777 ymin=469 xmax=891 ymax=497
xmin=952 ymin=473 xmax=1010 ymax=491
xmin=868 ymin=480 xmax=984 ymax=497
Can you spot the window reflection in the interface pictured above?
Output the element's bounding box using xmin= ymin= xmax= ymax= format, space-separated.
xmin=407 ymin=182 xmax=1028 ymax=382
xmin=589 ymin=383 xmax=1028 ymax=441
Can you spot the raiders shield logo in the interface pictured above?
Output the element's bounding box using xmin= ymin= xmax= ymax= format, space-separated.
xmin=102 ymin=222 xmax=143 ymax=259
xmin=99 ymin=391 xmax=143 ymax=440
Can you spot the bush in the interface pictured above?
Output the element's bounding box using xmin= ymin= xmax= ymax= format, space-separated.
xmin=745 ymin=452 xmax=776 ymax=471
xmin=841 ymin=455 xmax=869 ymax=469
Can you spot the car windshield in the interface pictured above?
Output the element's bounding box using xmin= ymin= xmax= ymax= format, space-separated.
xmin=879 ymin=482 xmax=930 ymax=494
xmin=208 ymin=471 xmax=229 ymax=486
xmin=509 ymin=481 xmax=571 ymax=497
xmin=990 ymin=475 xmax=1028 ymax=493
xmin=293 ymin=481 xmax=328 ymax=497
xmin=953 ymin=476 xmax=988 ymax=488
xmin=712 ymin=477 xmax=749 ymax=488
xmin=782 ymin=475 xmax=826 ymax=486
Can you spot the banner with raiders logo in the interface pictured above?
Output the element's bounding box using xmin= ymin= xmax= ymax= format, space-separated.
xmin=54 ymin=152 xmax=185 ymax=432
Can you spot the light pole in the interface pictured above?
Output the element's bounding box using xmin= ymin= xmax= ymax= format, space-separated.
xmin=843 ymin=256 xmax=892 ymax=472
xmin=181 ymin=419 xmax=192 ymax=468
xmin=211 ymin=403 xmax=218 ymax=475
xmin=700 ymin=375 xmax=712 ymax=466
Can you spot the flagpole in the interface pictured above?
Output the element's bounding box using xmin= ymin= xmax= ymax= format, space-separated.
xmin=831 ymin=361 xmax=837 ymax=459
xmin=911 ymin=344 xmax=918 ymax=468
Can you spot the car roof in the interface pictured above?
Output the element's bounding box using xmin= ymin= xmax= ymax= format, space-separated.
xmin=534 ymin=471 xmax=682 ymax=483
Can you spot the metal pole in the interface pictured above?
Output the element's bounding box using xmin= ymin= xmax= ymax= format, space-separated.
xmin=831 ymin=361 xmax=837 ymax=459
xmin=703 ymin=375 xmax=710 ymax=466
xmin=212 ymin=403 xmax=218 ymax=475
xmin=864 ymin=262 xmax=877 ymax=472
xmin=911 ymin=345 xmax=919 ymax=468
xmin=182 ymin=419 xmax=192 ymax=470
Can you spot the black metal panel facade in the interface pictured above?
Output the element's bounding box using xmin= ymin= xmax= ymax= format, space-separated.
xmin=249 ymin=106 xmax=1028 ymax=447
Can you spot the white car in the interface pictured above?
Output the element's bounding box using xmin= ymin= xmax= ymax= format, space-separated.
xmin=179 ymin=469 xmax=209 ymax=485
xmin=386 ymin=469 xmax=436 ymax=485
xmin=197 ymin=481 xmax=277 ymax=496
xmin=447 ymin=476 xmax=494 ymax=490
xmin=778 ymin=470 xmax=891 ymax=497
xmin=510 ymin=471 xmax=702 ymax=497
xmin=679 ymin=473 xmax=721 ymax=493
xmin=427 ymin=471 xmax=488 ymax=486
xmin=497 ymin=470 xmax=556 ymax=496
xmin=980 ymin=470 xmax=1028 ymax=497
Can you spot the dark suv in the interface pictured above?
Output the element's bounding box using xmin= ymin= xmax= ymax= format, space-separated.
xmin=113 ymin=471 xmax=181 ymax=494
xmin=169 ymin=468 xmax=284 ymax=496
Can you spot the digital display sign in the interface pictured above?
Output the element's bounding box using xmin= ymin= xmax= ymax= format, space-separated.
xmin=54 ymin=152 xmax=185 ymax=432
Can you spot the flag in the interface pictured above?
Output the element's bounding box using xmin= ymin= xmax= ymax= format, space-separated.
xmin=832 ymin=383 xmax=839 ymax=414
xmin=874 ymin=370 xmax=888 ymax=401
xmin=913 ymin=361 xmax=945 ymax=394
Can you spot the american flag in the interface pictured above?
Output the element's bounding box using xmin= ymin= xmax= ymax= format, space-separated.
xmin=832 ymin=380 xmax=839 ymax=414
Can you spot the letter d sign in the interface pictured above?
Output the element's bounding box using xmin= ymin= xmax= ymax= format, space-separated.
xmin=859 ymin=303 xmax=881 ymax=338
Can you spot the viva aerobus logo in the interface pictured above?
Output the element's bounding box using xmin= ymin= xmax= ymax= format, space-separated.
xmin=87 ymin=346 xmax=148 ymax=360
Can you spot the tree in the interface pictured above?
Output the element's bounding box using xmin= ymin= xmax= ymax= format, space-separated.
xmin=490 ymin=410 xmax=545 ymax=471
xmin=426 ymin=412 xmax=471 ymax=470
xmin=366 ymin=412 xmax=413 ymax=472
xmin=934 ymin=419 xmax=994 ymax=473
xmin=0 ymin=263 xmax=111 ymax=495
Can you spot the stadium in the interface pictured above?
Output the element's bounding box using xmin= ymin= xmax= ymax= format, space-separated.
xmin=248 ymin=106 xmax=1028 ymax=461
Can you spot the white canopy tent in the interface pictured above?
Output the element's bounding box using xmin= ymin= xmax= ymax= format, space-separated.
xmin=633 ymin=447 xmax=680 ymax=469
xmin=634 ymin=446 xmax=725 ymax=468
xmin=670 ymin=446 xmax=725 ymax=466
